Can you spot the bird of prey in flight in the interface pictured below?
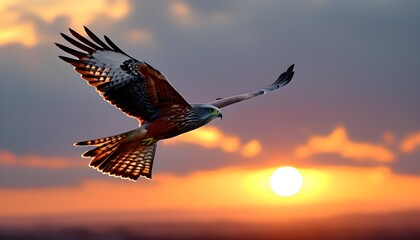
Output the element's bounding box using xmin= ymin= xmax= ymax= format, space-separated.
xmin=56 ymin=27 xmax=294 ymax=181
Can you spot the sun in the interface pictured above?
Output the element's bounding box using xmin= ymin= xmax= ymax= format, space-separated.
xmin=270 ymin=166 xmax=303 ymax=197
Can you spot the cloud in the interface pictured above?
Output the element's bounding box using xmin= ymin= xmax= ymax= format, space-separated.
xmin=168 ymin=0 xmax=230 ymax=28
xmin=382 ymin=131 xmax=395 ymax=144
xmin=0 ymin=21 xmax=38 ymax=47
xmin=0 ymin=0 xmax=130 ymax=47
xmin=241 ymin=140 xmax=262 ymax=158
xmin=0 ymin=0 xmax=38 ymax=47
xmin=400 ymin=132 xmax=420 ymax=153
xmin=29 ymin=0 xmax=129 ymax=27
xmin=164 ymin=126 xmax=262 ymax=157
xmin=0 ymin=150 xmax=84 ymax=169
xmin=294 ymin=127 xmax=394 ymax=163
xmin=170 ymin=1 xmax=194 ymax=27
xmin=127 ymin=28 xmax=153 ymax=45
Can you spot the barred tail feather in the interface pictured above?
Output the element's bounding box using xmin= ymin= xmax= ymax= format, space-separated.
xmin=95 ymin=143 xmax=157 ymax=180
xmin=74 ymin=130 xmax=133 ymax=146
xmin=75 ymin=130 xmax=157 ymax=180
xmin=98 ymin=143 xmax=157 ymax=180
xmin=85 ymin=140 xmax=121 ymax=161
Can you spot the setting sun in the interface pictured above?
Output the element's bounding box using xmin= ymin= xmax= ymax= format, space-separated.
xmin=270 ymin=166 xmax=303 ymax=197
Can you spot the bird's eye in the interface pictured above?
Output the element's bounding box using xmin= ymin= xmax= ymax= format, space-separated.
xmin=208 ymin=108 xmax=213 ymax=113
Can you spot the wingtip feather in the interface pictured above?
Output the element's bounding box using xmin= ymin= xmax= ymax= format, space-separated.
xmin=58 ymin=55 xmax=79 ymax=66
xmin=55 ymin=42 xmax=86 ymax=58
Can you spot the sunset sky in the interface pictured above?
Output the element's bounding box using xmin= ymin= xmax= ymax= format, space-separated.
xmin=0 ymin=0 xmax=419 ymax=238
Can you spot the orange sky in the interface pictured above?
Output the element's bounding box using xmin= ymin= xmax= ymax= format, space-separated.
xmin=1 ymin=163 xmax=420 ymax=223
xmin=1 ymin=1 xmax=420 ymax=233
xmin=1 ymin=125 xmax=420 ymax=223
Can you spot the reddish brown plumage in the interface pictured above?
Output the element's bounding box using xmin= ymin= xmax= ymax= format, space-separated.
xmin=57 ymin=27 xmax=294 ymax=181
xmin=145 ymin=106 xmax=193 ymax=141
xmin=137 ymin=63 xmax=190 ymax=109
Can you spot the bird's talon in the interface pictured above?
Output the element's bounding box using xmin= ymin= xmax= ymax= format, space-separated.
xmin=142 ymin=137 xmax=155 ymax=145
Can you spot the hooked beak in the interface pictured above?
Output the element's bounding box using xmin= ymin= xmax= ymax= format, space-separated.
xmin=218 ymin=112 xmax=223 ymax=119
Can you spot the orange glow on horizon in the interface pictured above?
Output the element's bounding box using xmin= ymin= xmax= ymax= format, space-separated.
xmin=1 ymin=164 xmax=420 ymax=222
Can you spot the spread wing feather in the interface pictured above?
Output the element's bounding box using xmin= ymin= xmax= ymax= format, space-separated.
xmin=56 ymin=26 xmax=190 ymax=124
xmin=209 ymin=64 xmax=294 ymax=109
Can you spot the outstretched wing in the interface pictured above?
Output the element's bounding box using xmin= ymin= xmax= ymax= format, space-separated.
xmin=209 ymin=64 xmax=294 ymax=109
xmin=56 ymin=26 xmax=191 ymax=124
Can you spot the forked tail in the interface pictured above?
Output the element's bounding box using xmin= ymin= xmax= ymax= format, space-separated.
xmin=75 ymin=130 xmax=157 ymax=180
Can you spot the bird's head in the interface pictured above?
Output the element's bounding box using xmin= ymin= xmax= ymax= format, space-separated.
xmin=192 ymin=104 xmax=223 ymax=124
